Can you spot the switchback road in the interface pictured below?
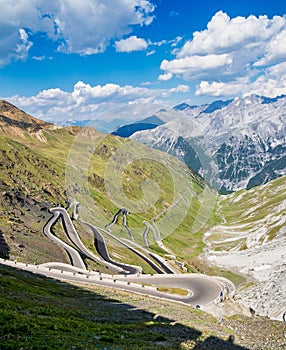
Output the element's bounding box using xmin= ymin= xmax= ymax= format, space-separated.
xmin=0 ymin=258 xmax=232 ymax=307
xmin=7 ymin=205 xmax=235 ymax=309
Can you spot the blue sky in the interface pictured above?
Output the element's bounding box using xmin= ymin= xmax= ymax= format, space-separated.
xmin=0 ymin=0 xmax=286 ymax=124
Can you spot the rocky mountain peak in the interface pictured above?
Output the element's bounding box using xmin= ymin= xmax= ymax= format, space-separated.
xmin=0 ymin=100 xmax=46 ymax=125
xmin=0 ymin=100 xmax=60 ymax=140
xmin=132 ymin=94 xmax=286 ymax=192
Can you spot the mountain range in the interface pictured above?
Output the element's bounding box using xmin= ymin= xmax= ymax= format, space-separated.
xmin=0 ymin=98 xmax=286 ymax=324
xmin=125 ymin=94 xmax=286 ymax=192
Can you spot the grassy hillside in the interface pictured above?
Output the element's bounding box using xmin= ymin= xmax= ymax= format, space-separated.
xmin=1 ymin=264 xmax=285 ymax=350
xmin=65 ymin=130 xmax=215 ymax=257
xmin=206 ymin=176 xmax=286 ymax=251
xmin=0 ymin=101 xmax=216 ymax=273
xmin=2 ymin=100 xmax=285 ymax=280
xmin=0 ymin=133 xmax=67 ymax=263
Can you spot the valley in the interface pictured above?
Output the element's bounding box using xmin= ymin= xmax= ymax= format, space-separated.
xmin=0 ymin=99 xmax=286 ymax=349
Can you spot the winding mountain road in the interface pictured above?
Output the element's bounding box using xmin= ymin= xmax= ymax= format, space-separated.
xmin=45 ymin=207 xmax=124 ymax=274
xmin=43 ymin=210 xmax=86 ymax=270
xmin=83 ymin=221 xmax=141 ymax=275
xmin=6 ymin=204 xmax=235 ymax=309
xmin=0 ymin=258 xmax=229 ymax=307
xmin=106 ymin=208 xmax=134 ymax=241
xmin=121 ymin=237 xmax=176 ymax=274
xmin=96 ymin=225 xmax=167 ymax=274
xmin=117 ymin=273 xmax=223 ymax=306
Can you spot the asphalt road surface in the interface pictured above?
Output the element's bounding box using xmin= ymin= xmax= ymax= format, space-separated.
xmin=8 ymin=205 xmax=235 ymax=308
xmin=43 ymin=210 xmax=86 ymax=270
xmin=0 ymin=258 xmax=224 ymax=307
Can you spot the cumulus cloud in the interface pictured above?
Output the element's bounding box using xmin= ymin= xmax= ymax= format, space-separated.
xmin=196 ymin=62 xmax=286 ymax=98
xmin=158 ymin=72 xmax=173 ymax=81
xmin=115 ymin=36 xmax=148 ymax=52
xmin=7 ymin=81 xmax=190 ymax=123
xmin=160 ymin=11 xmax=286 ymax=98
xmin=244 ymin=62 xmax=286 ymax=97
xmin=0 ymin=0 xmax=155 ymax=64
xmin=161 ymin=54 xmax=232 ymax=78
xmin=176 ymin=11 xmax=285 ymax=58
xmin=161 ymin=84 xmax=190 ymax=96
xmin=254 ymin=29 xmax=286 ymax=66
xmin=196 ymin=79 xmax=248 ymax=97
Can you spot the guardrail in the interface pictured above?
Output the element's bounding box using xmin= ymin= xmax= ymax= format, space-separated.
xmin=0 ymin=257 xmax=235 ymax=307
xmin=0 ymin=258 xmax=159 ymax=292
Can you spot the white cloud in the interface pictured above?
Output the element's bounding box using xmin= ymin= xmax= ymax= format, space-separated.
xmin=244 ymin=62 xmax=286 ymax=97
xmin=161 ymin=54 xmax=232 ymax=78
xmin=0 ymin=24 xmax=33 ymax=65
xmin=176 ymin=12 xmax=286 ymax=60
xmin=0 ymin=0 xmax=155 ymax=64
xmin=196 ymin=79 xmax=248 ymax=97
xmin=153 ymin=39 xmax=167 ymax=47
xmin=254 ymin=29 xmax=286 ymax=66
xmin=158 ymin=72 xmax=173 ymax=81
xmin=153 ymin=36 xmax=182 ymax=48
xmin=114 ymin=35 xmax=184 ymax=55
xmin=171 ymin=36 xmax=183 ymax=47
xmin=160 ymin=11 xmax=286 ymax=98
xmin=115 ymin=36 xmax=148 ymax=53
xmin=146 ymin=50 xmax=155 ymax=56
xmin=32 ymin=55 xmax=53 ymax=61
xmin=16 ymin=29 xmax=33 ymax=60
xmin=196 ymin=62 xmax=286 ymax=98
xmin=161 ymin=84 xmax=190 ymax=98
xmin=53 ymin=1 xmax=154 ymax=55
xmin=169 ymin=84 xmax=190 ymax=93
xmin=140 ymin=81 xmax=152 ymax=86
xmin=7 ymin=81 xmax=190 ymax=123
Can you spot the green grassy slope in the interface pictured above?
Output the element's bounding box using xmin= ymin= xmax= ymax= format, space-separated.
xmin=65 ymin=131 xmax=216 ymax=259
xmin=206 ymin=176 xmax=286 ymax=251
xmin=0 ymin=102 xmax=216 ymax=273
xmin=1 ymin=264 xmax=285 ymax=350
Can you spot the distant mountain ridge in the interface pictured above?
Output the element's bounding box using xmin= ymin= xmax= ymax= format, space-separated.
xmin=173 ymin=99 xmax=233 ymax=115
xmin=2 ymin=95 xmax=285 ymax=193
xmin=111 ymin=115 xmax=165 ymax=138
xmin=132 ymin=94 xmax=286 ymax=192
